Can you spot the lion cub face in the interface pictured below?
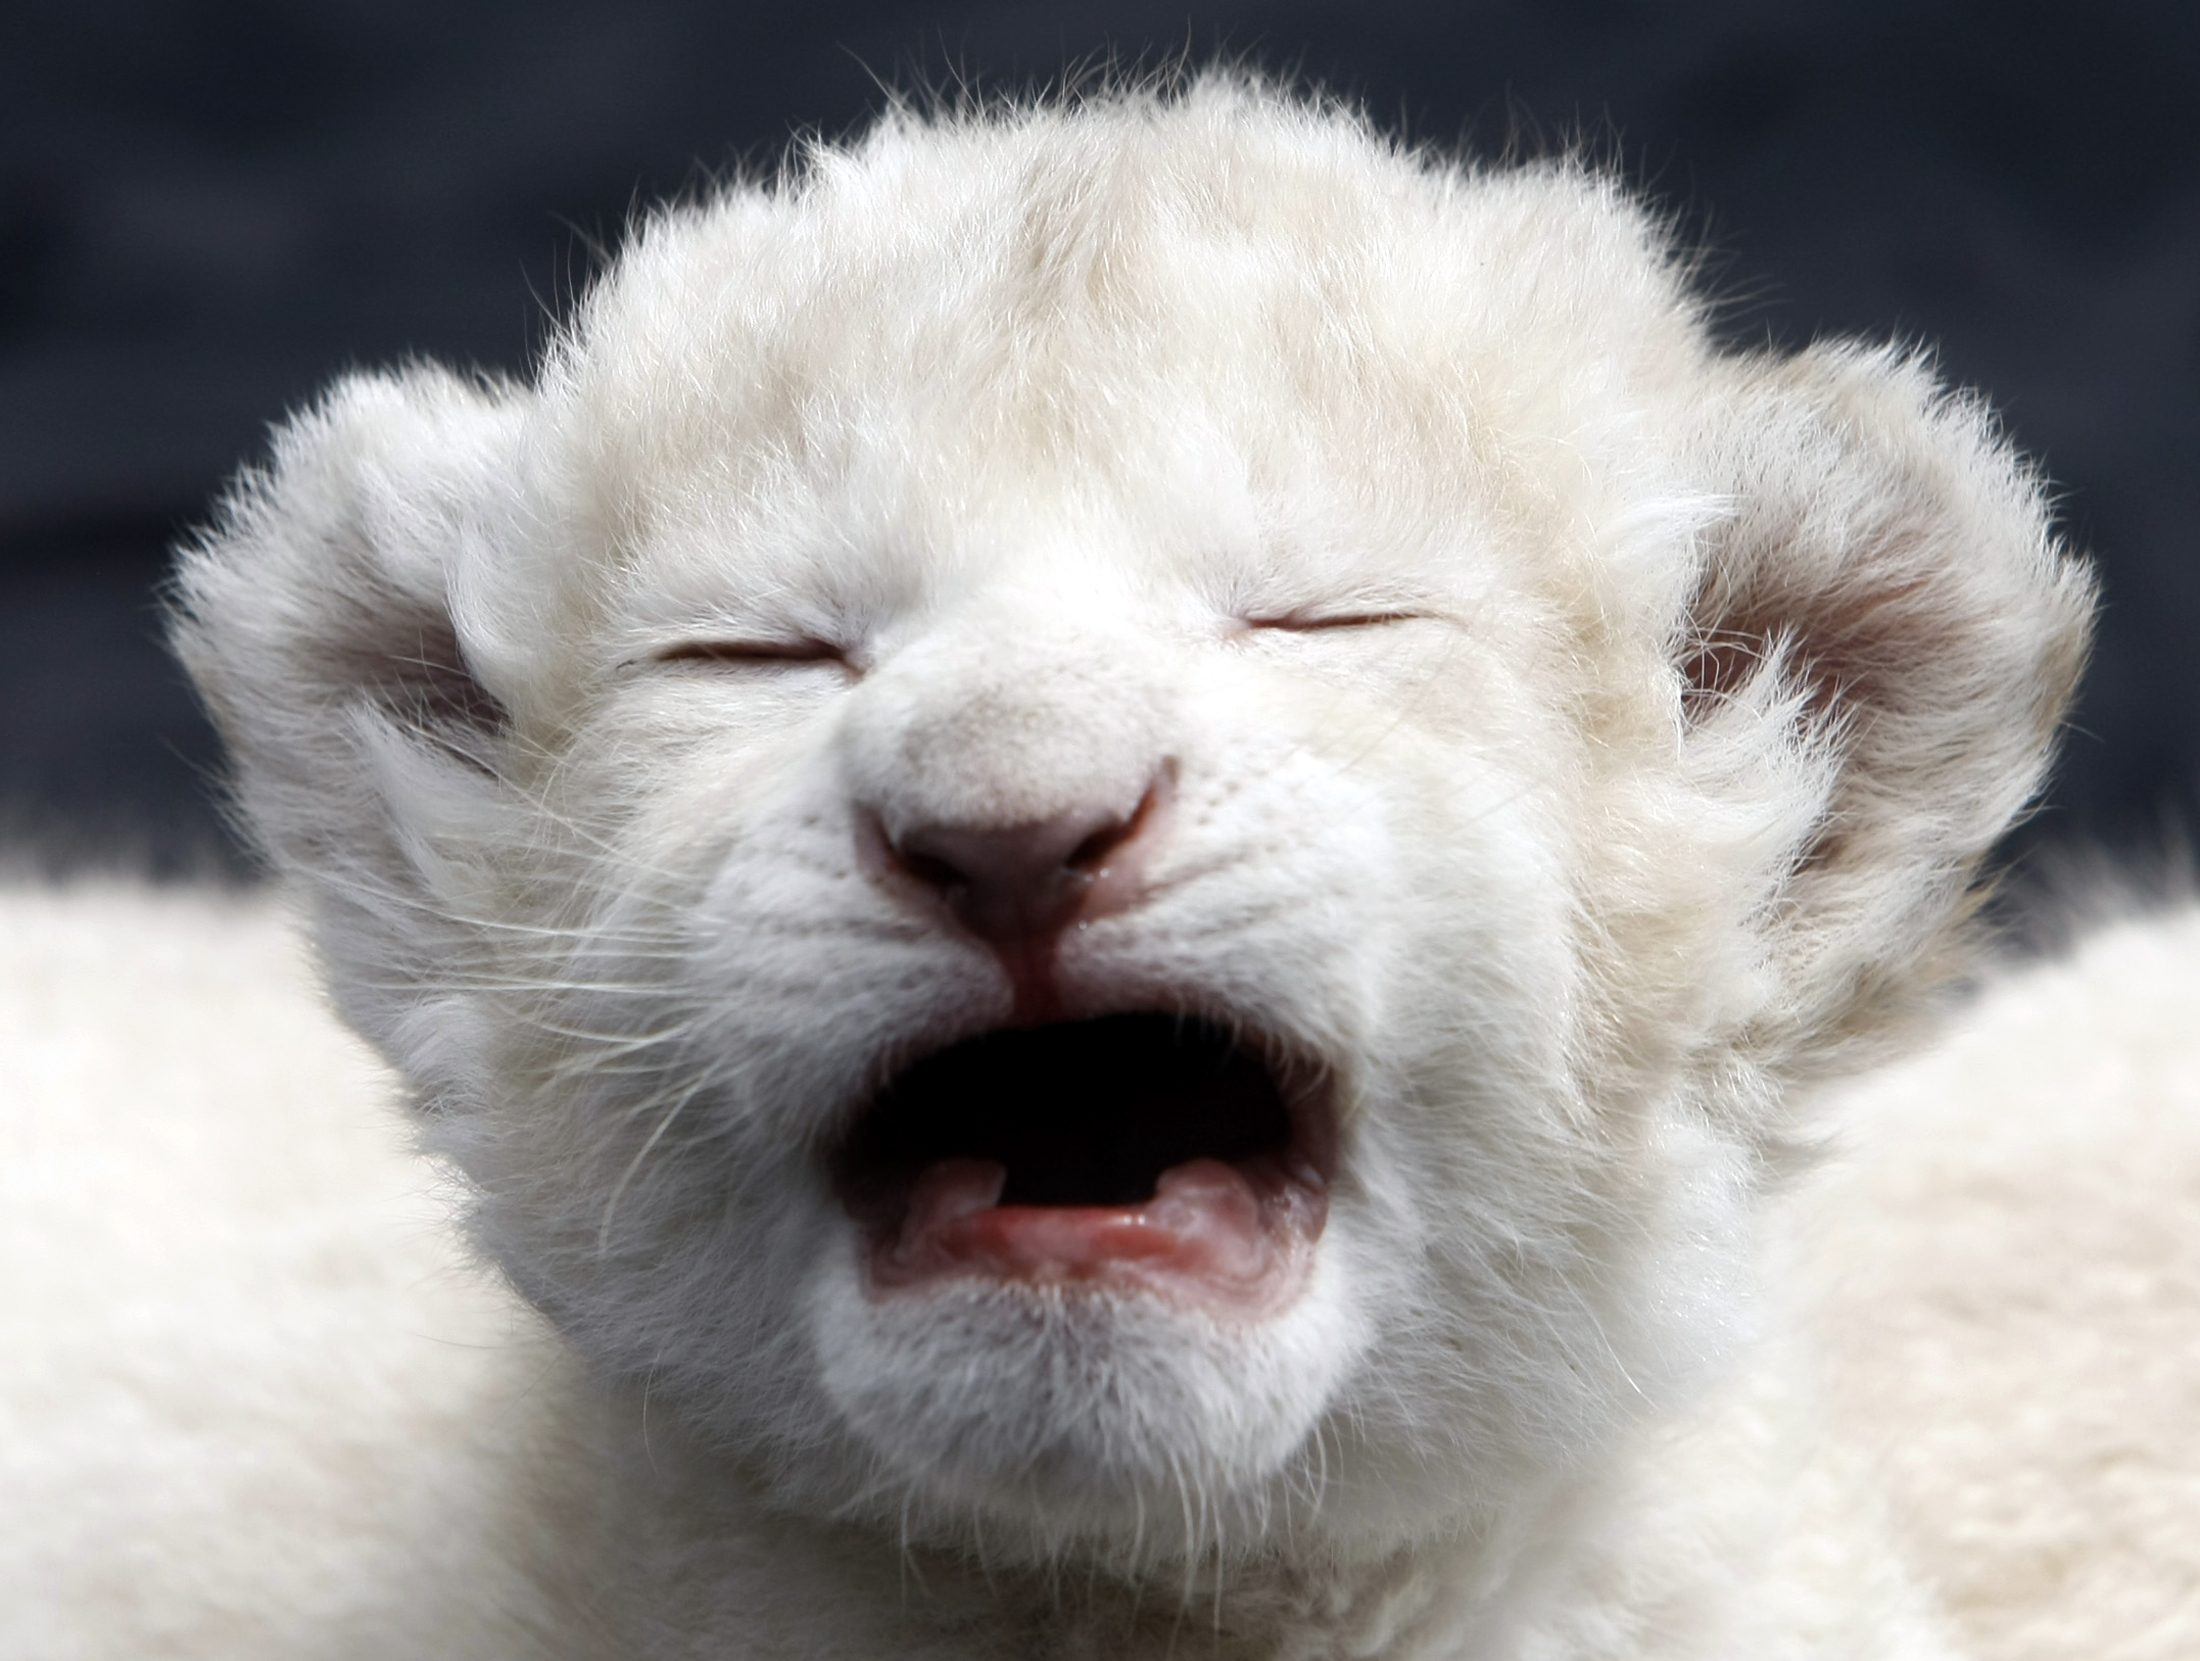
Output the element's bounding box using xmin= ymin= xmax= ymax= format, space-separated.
xmin=174 ymin=83 xmax=2091 ymax=1569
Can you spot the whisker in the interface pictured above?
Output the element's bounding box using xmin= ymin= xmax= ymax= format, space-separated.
xmin=594 ymin=1063 xmax=726 ymax=1254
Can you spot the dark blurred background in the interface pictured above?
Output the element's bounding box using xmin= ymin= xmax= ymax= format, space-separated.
xmin=3 ymin=0 xmax=2195 ymax=876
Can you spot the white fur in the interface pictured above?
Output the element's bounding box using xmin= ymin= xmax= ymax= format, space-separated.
xmin=11 ymin=79 xmax=2181 ymax=1657
xmin=10 ymin=881 xmax=2196 ymax=1657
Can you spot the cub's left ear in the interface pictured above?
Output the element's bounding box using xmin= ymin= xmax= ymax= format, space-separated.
xmin=1681 ymin=342 xmax=2097 ymax=1071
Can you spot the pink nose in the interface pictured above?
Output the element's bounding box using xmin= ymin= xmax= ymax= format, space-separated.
xmin=881 ymin=775 xmax=1167 ymax=944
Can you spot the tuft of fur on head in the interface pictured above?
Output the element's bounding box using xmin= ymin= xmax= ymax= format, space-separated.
xmin=171 ymin=74 xmax=2093 ymax=1586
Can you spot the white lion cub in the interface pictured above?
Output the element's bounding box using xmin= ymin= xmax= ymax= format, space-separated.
xmin=25 ymin=75 xmax=2188 ymax=1659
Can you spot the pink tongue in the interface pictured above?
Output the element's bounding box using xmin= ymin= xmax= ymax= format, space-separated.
xmin=879 ymin=1156 xmax=1274 ymax=1287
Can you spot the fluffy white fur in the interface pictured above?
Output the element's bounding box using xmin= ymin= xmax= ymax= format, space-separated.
xmin=9 ymin=79 xmax=2186 ymax=1657
xmin=10 ymin=881 xmax=2197 ymax=1657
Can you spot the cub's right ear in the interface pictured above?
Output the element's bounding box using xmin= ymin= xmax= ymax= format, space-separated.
xmin=169 ymin=366 xmax=530 ymax=1060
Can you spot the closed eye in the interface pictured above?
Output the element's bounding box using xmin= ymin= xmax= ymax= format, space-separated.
xmin=653 ymin=638 xmax=851 ymax=668
xmin=1240 ymin=610 xmax=1427 ymax=634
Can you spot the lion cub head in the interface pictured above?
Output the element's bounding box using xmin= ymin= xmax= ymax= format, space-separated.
xmin=173 ymin=81 xmax=2091 ymax=1573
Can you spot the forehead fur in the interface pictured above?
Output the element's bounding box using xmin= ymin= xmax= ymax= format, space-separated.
xmin=536 ymin=80 xmax=1713 ymax=630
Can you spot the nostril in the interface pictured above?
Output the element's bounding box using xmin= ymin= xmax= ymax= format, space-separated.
xmin=1065 ymin=778 xmax=1162 ymax=871
xmin=894 ymin=843 xmax=968 ymax=893
xmin=1068 ymin=818 xmax=1127 ymax=872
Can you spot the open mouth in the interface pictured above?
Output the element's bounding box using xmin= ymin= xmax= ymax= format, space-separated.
xmin=832 ymin=1013 xmax=1334 ymax=1311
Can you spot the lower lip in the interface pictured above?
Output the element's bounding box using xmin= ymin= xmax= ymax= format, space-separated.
xmin=863 ymin=1155 xmax=1328 ymax=1315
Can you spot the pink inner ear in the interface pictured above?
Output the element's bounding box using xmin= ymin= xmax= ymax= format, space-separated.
xmin=345 ymin=609 xmax=507 ymax=740
xmin=1680 ymin=622 xmax=1786 ymax=720
xmin=1680 ymin=560 xmax=1971 ymax=878
xmin=1680 ymin=566 xmax=1945 ymax=733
